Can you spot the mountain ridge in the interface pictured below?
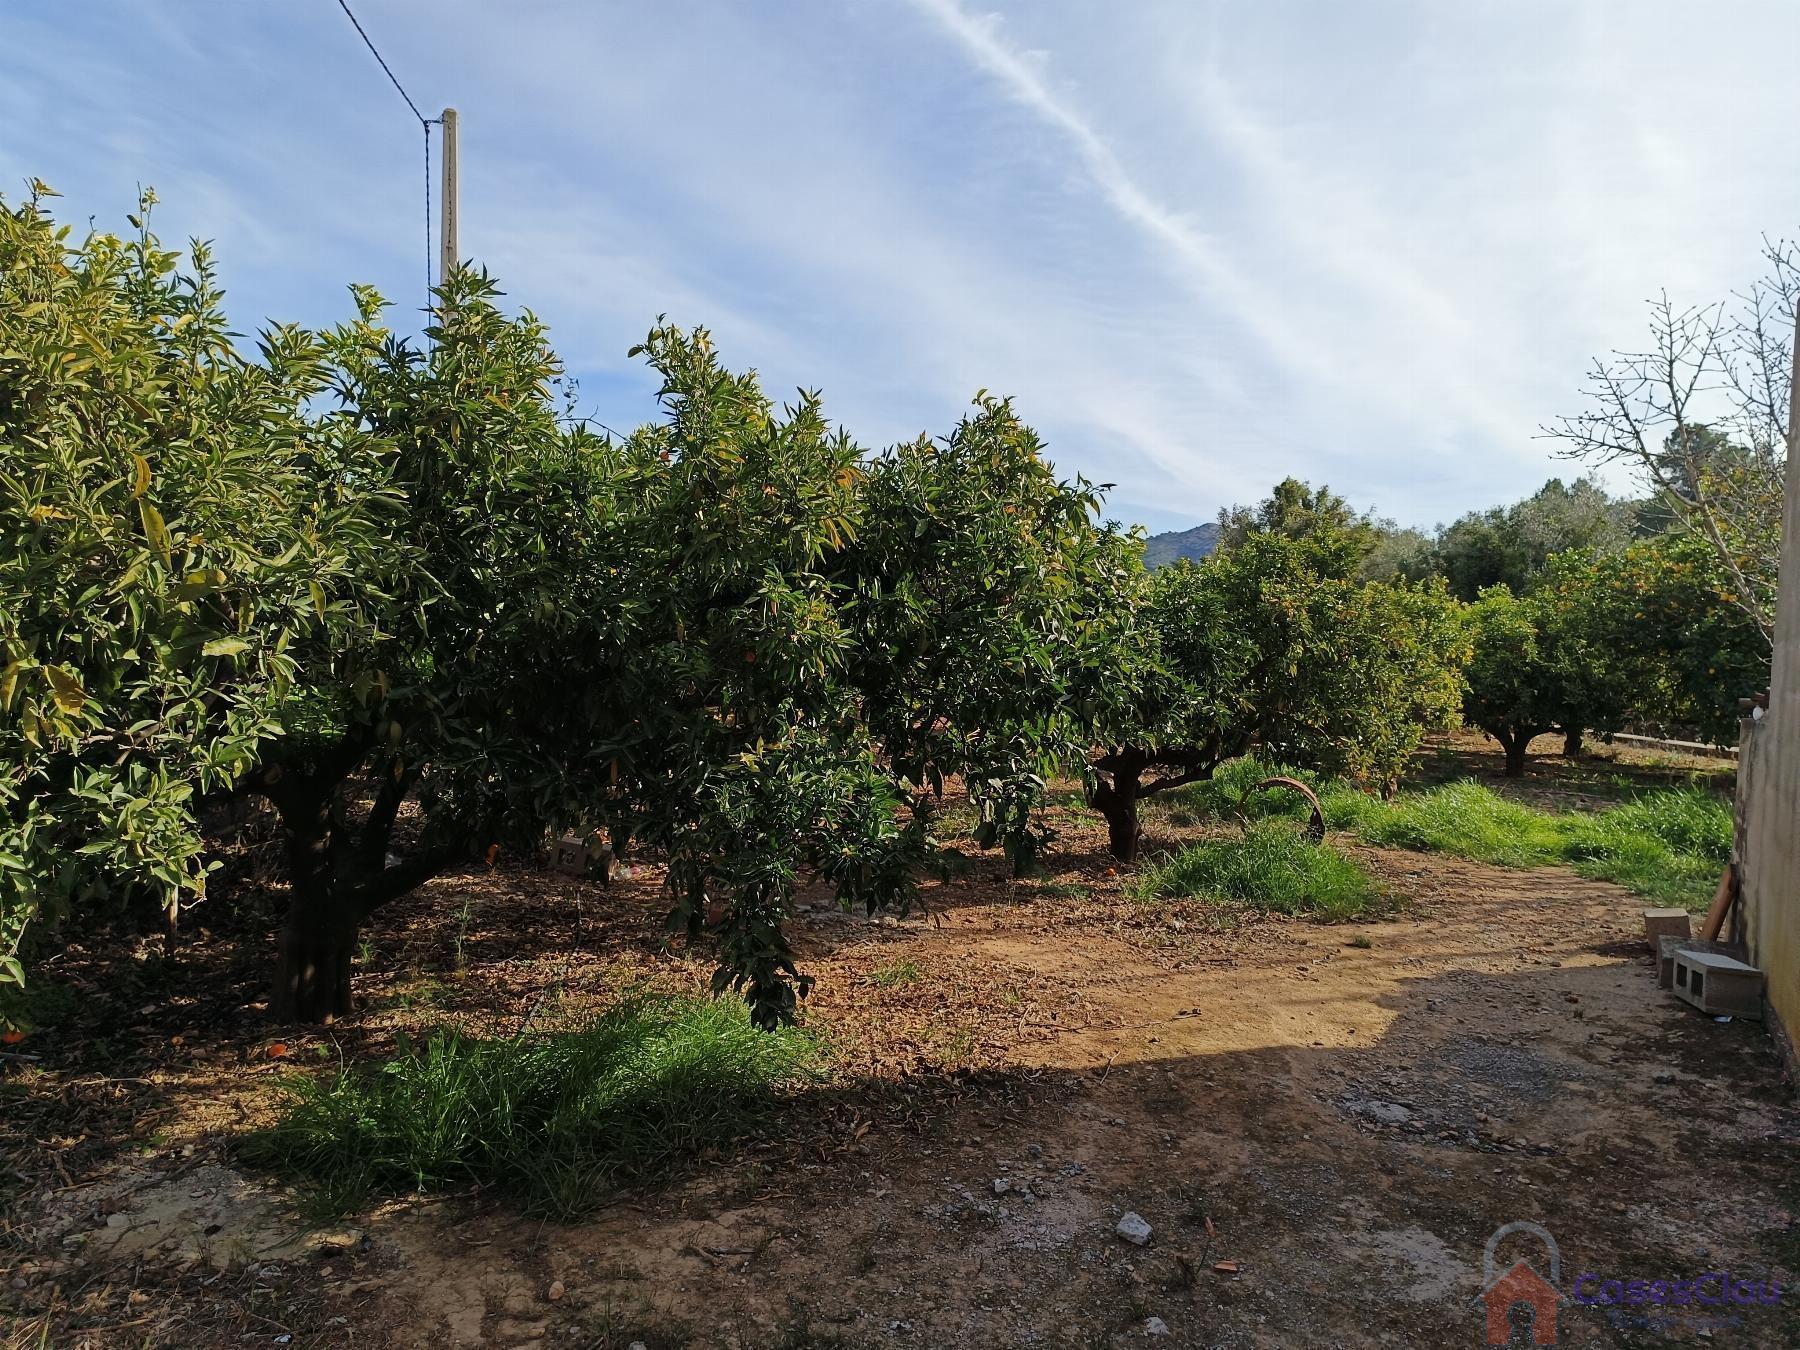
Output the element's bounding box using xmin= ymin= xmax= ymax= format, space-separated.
xmin=1142 ymin=521 xmax=1220 ymax=568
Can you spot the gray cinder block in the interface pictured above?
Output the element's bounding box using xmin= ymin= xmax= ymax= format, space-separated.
xmin=1671 ymin=949 xmax=1764 ymax=1019
xmin=1658 ymin=937 xmax=1738 ymax=989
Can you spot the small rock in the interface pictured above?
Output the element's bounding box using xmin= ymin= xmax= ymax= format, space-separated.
xmin=629 ymin=1344 xmax=648 ymax=1350
xmin=1116 ymin=1212 xmax=1153 ymax=1245
xmin=993 ymin=1178 xmax=1010 ymax=1195
xmin=1355 ymin=1100 xmax=1412 ymax=1125
xmin=104 ymin=1213 xmax=130 ymax=1230
xmin=1653 ymin=1072 xmax=1675 ymax=1085
xmin=1026 ymin=1143 xmax=1043 ymax=1159
xmin=1144 ymin=1316 xmax=1170 ymax=1336
xmin=547 ymin=1279 xmax=565 ymax=1302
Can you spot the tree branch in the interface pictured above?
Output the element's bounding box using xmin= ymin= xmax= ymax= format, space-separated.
xmin=345 ymin=844 xmax=465 ymax=921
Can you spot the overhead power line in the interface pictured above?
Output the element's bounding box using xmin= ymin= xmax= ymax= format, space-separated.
xmin=333 ymin=0 xmax=438 ymax=307
xmin=334 ymin=0 xmax=428 ymax=126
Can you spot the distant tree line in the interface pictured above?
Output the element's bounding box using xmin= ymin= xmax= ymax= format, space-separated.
xmin=1207 ymin=457 xmax=1771 ymax=773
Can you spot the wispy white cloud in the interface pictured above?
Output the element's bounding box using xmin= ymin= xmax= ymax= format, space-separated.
xmin=905 ymin=1 xmax=1339 ymax=398
xmin=6 ymin=0 xmax=1798 ymax=531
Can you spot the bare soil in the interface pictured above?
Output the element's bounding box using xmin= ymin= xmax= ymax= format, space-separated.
xmin=5 ymin=735 xmax=1795 ymax=1348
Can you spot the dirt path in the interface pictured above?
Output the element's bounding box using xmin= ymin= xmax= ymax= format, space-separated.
xmin=237 ymin=858 xmax=1800 ymax=1345
xmin=11 ymin=823 xmax=1799 ymax=1347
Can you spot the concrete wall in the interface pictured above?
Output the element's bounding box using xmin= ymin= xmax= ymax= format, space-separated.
xmin=1739 ymin=311 xmax=1800 ymax=1043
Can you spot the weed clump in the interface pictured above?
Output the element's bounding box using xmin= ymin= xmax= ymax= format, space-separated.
xmin=246 ymin=996 xmax=819 ymax=1219
xmin=1136 ymin=820 xmax=1386 ymax=921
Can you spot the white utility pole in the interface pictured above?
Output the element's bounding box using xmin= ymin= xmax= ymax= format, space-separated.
xmin=438 ymin=106 xmax=459 ymax=285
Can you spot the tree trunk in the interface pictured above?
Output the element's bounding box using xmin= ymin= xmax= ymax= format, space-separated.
xmin=1092 ymin=761 xmax=1143 ymax=863
xmin=1562 ymin=727 xmax=1585 ymax=759
xmin=269 ymin=785 xmax=360 ymax=1023
xmin=273 ymin=903 xmax=359 ymax=1023
xmin=1503 ymin=736 xmax=1530 ymax=778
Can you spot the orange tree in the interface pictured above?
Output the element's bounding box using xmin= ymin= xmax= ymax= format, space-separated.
xmin=1527 ymin=550 xmax=1664 ymax=758
xmin=0 ymin=188 xmax=398 ymax=1024
xmin=0 ymin=191 xmax=923 ymax=1029
xmin=1088 ymin=527 xmax=1466 ymax=860
xmin=1584 ymin=534 xmax=1767 ymax=745
xmin=1461 ymin=586 xmax=1565 ymax=776
xmin=833 ymin=399 xmax=1138 ymax=876
xmin=1459 ymin=571 xmax=1648 ymax=776
xmin=1462 ymin=537 xmax=1763 ymax=773
xmin=239 ymin=270 xmax=632 ymax=1022
xmin=597 ymin=323 xmax=926 ymax=1026
xmin=218 ymin=308 xmax=936 ymax=1029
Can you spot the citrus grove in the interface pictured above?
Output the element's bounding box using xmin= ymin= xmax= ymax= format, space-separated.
xmin=0 ymin=190 xmax=1769 ymax=1029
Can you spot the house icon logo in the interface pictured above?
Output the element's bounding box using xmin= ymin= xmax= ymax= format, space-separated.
xmin=1474 ymin=1221 xmax=1562 ymax=1345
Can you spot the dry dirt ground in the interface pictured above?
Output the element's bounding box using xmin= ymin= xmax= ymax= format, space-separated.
xmin=5 ymin=734 xmax=1796 ymax=1348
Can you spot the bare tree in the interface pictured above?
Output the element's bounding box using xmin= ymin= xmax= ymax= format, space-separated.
xmin=1543 ymin=240 xmax=1797 ymax=647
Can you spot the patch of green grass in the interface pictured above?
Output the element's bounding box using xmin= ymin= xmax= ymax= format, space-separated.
xmin=244 ymin=996 xmax=819 ymax=1220
xmin=1034 ymin=879 xmax=1091 ymax=900
xmin=868 ymin=957 xmax=921 ymax=988
xmin=1338 ymin=780 xmax=1568 ymax=866
xmin=1135 ymin=820 xmax=1386 ymax=921
xmin=1175 ymin=756 xmax=1733 ymax=910
xmin=1343 ymin=779 xmax=1730 ymax=907
xmin=928 ymin=1025 xmax=977 ymax=1065
xmin=1560 ymin=787 xmax=1732 ymax=906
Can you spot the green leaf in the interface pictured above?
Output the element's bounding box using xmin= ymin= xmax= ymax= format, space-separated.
xmin=201 ymin=637 xmax=251 ymax=659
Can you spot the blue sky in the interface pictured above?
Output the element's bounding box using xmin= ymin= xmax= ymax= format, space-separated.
xmin=6 ymin=1 xmax=1798 ymax=534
